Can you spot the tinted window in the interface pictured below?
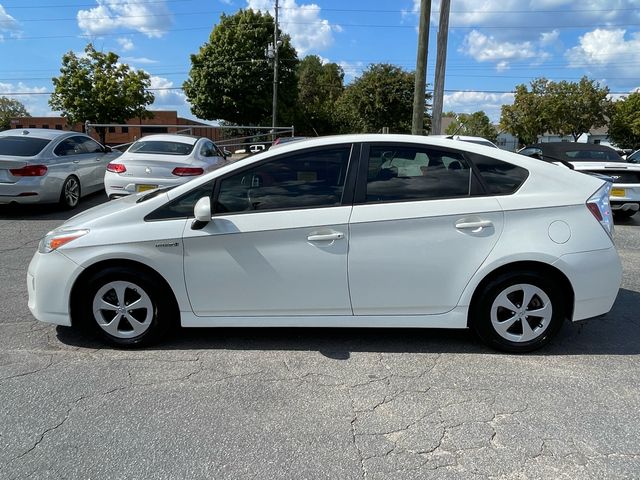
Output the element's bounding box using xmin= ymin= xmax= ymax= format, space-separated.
xmin=519 ymin=147 xmax=543 ymax=157
xmin=564 ymin=149 xmax=621 ymax=161
xmin=0 ymin=136 xmax=51 ymax=156
xmin=215 ymin=146 xmax=351 ymax=214
xmin=145 ymin=182 xmax=214 ymax=221
xmin=199 ymin=141 xmax=215 ymax=157
xmin=628 ymin=151 xmax=640 ymax=164
xmin=365 ymin=145 xmax=471 ymax=202
xmin=54 ymin=137 xmax=84 ymax=156
xmin=467 ymin=152 xmax=529 ymax=194
xmin=129 ymin=140 xmax=195 ymax=155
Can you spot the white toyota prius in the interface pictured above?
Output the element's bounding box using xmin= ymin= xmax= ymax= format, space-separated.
xmin=27 ymin=134 xmax=622 ymax=352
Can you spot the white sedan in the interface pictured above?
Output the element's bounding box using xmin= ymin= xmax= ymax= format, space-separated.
xmin=104 ymin=134 xmax=229 ymax=199
xmin=28 ymin=134 xmax=622 ymax=352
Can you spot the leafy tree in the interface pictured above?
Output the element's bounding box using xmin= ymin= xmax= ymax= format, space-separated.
xmin=335 ymin=64 xmax=427 ymax=134
xmin=444 ymin=111 xmax=497 ymax=143
xmin=545 ymin=76 xmax=610 ymax=141
xmin=49 ymin=43 xmax=154 ymax=145
xmin=0 ymin=97 xmax=30 ymax=131
xmin=499 ymin=78 xmax=549 ymax=147
xmin=295 ymin=55 xmax=344 ymax=135
xmin=184 ymin=9 xmax=298 ymax=126
xmin=609 ymin=92 xmax=640 ymax=149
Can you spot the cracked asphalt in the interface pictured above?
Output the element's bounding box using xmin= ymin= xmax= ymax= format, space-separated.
xmin=1 ymin=193 xmax=639 ymax=479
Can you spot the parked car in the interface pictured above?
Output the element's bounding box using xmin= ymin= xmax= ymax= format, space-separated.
xmin=0 ymin=128 xmax=119 ymax=208
xmin=270 ymin=136 xmax=308 ymax=149
xmin=519 ymin=142 xmax=640 ymax=218
xmin=104 ymin=134 xmax=230 ymax=199
xmin=429 ymin=134 xmax=498 ymax=148
xmin=28 ymin=134 xmax=621 ymax=352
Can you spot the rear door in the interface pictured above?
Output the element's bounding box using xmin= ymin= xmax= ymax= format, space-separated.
xmin=348 ymin=143 xmax=504 ymax=316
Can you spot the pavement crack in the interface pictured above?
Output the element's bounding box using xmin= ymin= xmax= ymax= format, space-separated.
xmin=0 ymin=355 xmax=54 ymax=382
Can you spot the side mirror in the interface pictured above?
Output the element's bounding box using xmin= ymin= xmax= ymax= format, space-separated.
xmin=223 ymin=149 xmax=232 ymax=158
xmin=192 ymin=196 xmax=211 ymax=230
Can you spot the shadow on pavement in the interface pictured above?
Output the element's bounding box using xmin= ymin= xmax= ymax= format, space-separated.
xmin=0 ymin=191 xmax=108 ymax=222
xmin=56 ymin=288 xmax=640 ymax=358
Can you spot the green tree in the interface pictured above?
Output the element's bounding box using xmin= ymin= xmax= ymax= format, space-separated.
xmin=609 ymin=92 xmax=640 ymax=149
xmin=499 ymin=78 xmax=549 ymax=147
xmin=49 ymin=43 xmax=154 ymax=145
xmin=0 ymin=97 xmax=30 ymax=131
xmin=335 ymin=63 xmax=427 ymax=134
xmin=184 ymin=9 xmax=298 ymax=126
xmin=545 ymin=76 xmax=611 ymax=141
xmin=444 ymin=111 xmax=498 ymax=143
xmin=295 ymin=55 xmax=344 ymax=135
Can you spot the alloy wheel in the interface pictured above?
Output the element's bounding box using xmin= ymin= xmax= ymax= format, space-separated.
xmin=92 ymin=281 xmax=154 ymax=339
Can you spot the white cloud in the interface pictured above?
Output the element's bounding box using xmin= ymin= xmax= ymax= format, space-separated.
xmin=0 ymin=4 xmax=20 ymax=40
xmin=122 ymin=56 xmax=158 ymax=65
xmin=246 ymin=0 xmax=339 ymax=55
xmin=117 ymin=37 xmax=134 ymax=51
xmin=148 ymin=75 xmax=188 ymax=109
xmin=443 ymin=91 xmax=515 ymax=122
xmin=337 ymin=61 xmax=365 ymax=83
xmin=540 ymin=30 xmax=560 ymax=46
xmin=77 ymin=0 xmax=173 ymax=38
xmin=0 ymin=82 xmax=50 ymax=116
xmin=461 ymin=30 xmax=546 ymax=68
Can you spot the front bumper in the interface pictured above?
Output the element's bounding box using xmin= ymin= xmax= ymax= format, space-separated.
xmin=553 ymin=246 xmax=622 ymax=321
xmin=27 ymin=250 xmax=83 ymax=326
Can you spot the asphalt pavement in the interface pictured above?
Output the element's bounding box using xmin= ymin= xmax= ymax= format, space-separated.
xmin=0 ymin=193 xmax=639 ymax=479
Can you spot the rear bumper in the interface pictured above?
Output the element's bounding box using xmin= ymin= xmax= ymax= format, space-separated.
xmin=609 ymin=184 xmax=640 ymax=208
xmin=0 ymin=178 xmax=58 ymax=204
xmin=104 ymin=173 xmax=188 ymax=198
xmin=553 ymin=246 xmax=622 ymax=321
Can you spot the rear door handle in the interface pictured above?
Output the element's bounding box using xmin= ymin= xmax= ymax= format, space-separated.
xmin=455 ymin=220 xmax=493 ymax=231
xmin=307 ymin=232 xmax=344 ymax=242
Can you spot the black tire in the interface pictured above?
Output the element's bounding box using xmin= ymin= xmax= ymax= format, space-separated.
xmin=471 ymin=271 xmax=566 ymax=353
xmin=613 ymin=209 xmax=637 ymax=219
xmin=59 ymin=175 xmax=81 ymax=209
xmin=75 ymin=267 xmax=176 ymax=347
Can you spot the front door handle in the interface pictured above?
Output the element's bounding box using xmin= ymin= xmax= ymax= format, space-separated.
xmin=455 ymin=220 xmax=493 ymax=231
xmin=307 ymin=232 xmax=344 ymax=242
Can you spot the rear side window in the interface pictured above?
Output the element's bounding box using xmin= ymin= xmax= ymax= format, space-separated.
xmin=0 ymin=136 xmax=51 ymax=156
xmin=365 ymin=145 xmax=472 ymax=202
xmin=467 ymin=152 xmax=529 ymax=194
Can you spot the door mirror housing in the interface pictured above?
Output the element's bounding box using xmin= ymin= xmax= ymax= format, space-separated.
xmin=192 ymin=196 xmax=212 ymax=230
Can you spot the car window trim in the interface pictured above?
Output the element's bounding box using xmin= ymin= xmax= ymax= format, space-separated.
xmin=464 ymin=151 xmax=530 ymax=196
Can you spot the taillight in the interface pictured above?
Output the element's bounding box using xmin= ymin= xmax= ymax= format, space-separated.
xmin=107 ymin=163 xmax=126 ymax=173
xmin=586 ymin=182 xmax=614 ymax=239
xmin=172 ymin=167 xmax=204 ymax=176
xmin=10 ymin=165 xmax=48 ymax=176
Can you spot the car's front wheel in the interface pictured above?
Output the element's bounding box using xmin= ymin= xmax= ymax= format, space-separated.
xmin=472 ymin=271 xmax=566 ymax=352
xmin=77 ymin=267 xmax=175 ymax=347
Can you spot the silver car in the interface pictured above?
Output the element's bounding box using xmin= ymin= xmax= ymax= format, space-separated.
xmin=0 ymin=128 xmax=120 ymax=208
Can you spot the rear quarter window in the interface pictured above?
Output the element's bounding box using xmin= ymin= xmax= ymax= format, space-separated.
xmin=467 ymin=152 xmax=529 ymax=195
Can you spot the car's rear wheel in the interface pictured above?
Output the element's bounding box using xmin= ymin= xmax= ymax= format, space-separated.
xmin=77 ymin=267 xmax=174 ymax=347
xmin=471 ymin=271 xmax=565 ymax=352
xmin=59 ymin=175 xmax=80 ymax=209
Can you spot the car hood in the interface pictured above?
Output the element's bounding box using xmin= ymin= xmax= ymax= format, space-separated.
xmin=61 ymin=191 xmax=156 ymax=229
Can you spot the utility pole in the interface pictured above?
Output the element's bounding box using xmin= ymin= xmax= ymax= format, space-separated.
xmin=272 ymin=0 xmax=279 ymax=140
xmin=412 ymin=0 xmax=431 ymax=135
xmin=431 ymin=0 xmax=450 ymax=135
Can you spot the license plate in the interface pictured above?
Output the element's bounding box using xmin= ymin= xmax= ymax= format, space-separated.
xmin=611 ymin=188 xmax=625 ymax=197
xmin=137 ymin=184 xmax=158 ymax=192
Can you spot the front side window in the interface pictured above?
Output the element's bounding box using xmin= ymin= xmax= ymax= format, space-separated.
xmin=199 ymin=141 xmax=215 ymax=157
xmin=365 ymin=145 xmax=471 ymax=203
xmin=215 ymin=146 xmax=351 ymax=214
xmin=77 ymin=137 xmax=103 ymax=153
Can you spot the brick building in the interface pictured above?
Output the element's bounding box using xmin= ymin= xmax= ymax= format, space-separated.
xmin=9 ymin=110 xmax=222 ymax=146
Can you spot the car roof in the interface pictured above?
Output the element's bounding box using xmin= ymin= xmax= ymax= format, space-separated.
xmin=136 ymin=134 xmax=200 ymax=145
xmin=0 ymin=128 xmax=78 ymax=140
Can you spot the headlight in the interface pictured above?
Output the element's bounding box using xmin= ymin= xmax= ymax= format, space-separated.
xmin=38 ymin=229 xmax=89 ymax=253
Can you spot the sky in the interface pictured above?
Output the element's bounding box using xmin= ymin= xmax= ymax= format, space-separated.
xmin=1 ymin=0 xmax=639 ymax=124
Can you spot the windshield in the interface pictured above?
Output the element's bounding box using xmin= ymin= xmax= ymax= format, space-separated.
xmin=128 ymin=140 xmax=195 ymax=156
xmin=0 ymin=136 xmax=51 ymax=156
xmin=564 ymin=149 xmax=622 ymax=162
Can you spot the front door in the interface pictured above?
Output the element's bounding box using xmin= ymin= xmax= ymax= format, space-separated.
xmin=182 ymin=144 xmax=355 ymax=317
